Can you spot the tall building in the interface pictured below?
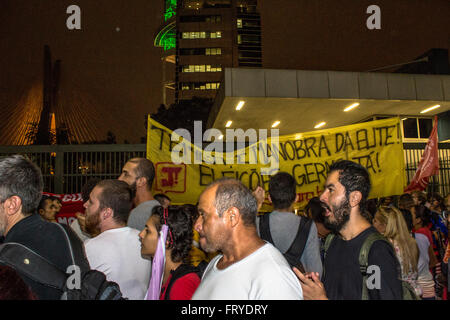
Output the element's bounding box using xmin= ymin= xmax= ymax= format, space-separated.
xmin=154 ymin=0 xmax=262 ymax=105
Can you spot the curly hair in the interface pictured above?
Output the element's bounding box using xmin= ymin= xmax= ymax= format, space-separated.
xmin=151 ymin=205 xmax=196 ymax=263
xmin=0 ymin=266 xmax=36 ymax=300
xmin=305 ymin=197 xmax=326 ymax=223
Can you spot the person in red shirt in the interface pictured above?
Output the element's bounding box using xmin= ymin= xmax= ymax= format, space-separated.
xmin=139 ymin=204 xmax=201 ymax=300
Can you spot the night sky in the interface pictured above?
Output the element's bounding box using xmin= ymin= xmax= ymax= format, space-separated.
xmin=0 ymin=0 xmax=448 ymax=144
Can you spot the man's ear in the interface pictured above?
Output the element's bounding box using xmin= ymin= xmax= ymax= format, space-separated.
xmin=4 ymin=196 xmax=22 ymax=216
xmin=349 ymin=191 xmax=362 ymax=208
xmin=225 ymin=207 xmax=240 ymax=228
xmin=101 ymin=207 xmax=113 ymax=220
xmin=136 ymin=176 xmax=148 ymax=188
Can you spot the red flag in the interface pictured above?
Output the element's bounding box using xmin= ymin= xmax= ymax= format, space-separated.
xmin=404 ymin=116 xmax=439 ymax=192
xmin=43 ymin=192 xmax=84 ymax=225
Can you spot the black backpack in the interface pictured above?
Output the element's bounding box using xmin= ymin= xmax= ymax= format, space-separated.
xmin=0 ymin=223 xmax=125 ymax=300
xmin=322 ymin=232 xmax=420 ymax=300
xmin=259 ymin=213 xmax=313 ymax=271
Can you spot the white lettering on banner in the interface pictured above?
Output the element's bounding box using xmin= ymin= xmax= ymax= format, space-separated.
xmin=57 ymin=217 xmax=76 ymax=225
xmin=62 ymin=194 xmax=83 ymax=202
xmin=171 ymin=121 xmax=280 ymax=175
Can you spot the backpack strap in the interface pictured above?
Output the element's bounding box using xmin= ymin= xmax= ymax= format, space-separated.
xmin=321 ymin=233 xmax=336 ymax=277
xmin=164 ymin=264 xmax=200 ymax=300
xmin=259 ymin=213 xmax=274 ymax=244
xmin=359 ymin=232 xmax=392 ymax=300
xmin=284 ymin=217 xmax=313 ymax=268
xmin=53 ymin=223 xmax=91 ymax=273
xmin=0 ymin=242 xmax=67 ymax=290
xmin=323 ymin=233 xmax=336 ymax=259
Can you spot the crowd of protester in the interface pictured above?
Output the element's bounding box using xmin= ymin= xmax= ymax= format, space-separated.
xmin=0 ymin=154 xmax=448 ymax=300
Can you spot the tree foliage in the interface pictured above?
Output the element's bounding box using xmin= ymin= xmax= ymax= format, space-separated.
xmin=150 ymin=97 xmax=213 ymax=137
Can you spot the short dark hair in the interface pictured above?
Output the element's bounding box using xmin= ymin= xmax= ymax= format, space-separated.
xmin=151 ymin=205 xmax=195 ymax=263
xmin=329 ymin=160 xmax=371 ymax=217
xmin=429 ymin=192 xmax=446 ymax=211
xmin=81 ymin=178 xmax=102 ymax=203
xmin=154 ymin=193 xmax=171 ymax=204
xmin=399 ymin=193 xmax=415 ymax=210
xmin=411 ymin=191 xmax=427 ymax=205
xmin=400 ymin=208 xmax=413 ymax=232
xmin=128 ymin=158 xmax=155 ymax=189
xmin=209 ymin=178 xmax=258 ymax=227
xmin=268 ymin=172 xmax=296 ymax=210
xmin=414 ymin=204 xmax=432 ymax=227
xmin=37 ymin=195 xmax=52 ymax=212
xmin=96 ymin=180 xmax=133 ymax=225
xmin=48 ymin=195 xmax=61 ymax=204
xmin=306 ymin=197 xmax=326 ymax=223
xmin=0 ymin=155 xmax=43 ymax=215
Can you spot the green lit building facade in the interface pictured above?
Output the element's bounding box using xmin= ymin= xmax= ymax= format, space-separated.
xmin=155 ymin=0 xmax=262 ymax=104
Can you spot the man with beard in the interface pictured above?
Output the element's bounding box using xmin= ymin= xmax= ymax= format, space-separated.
xmin=294 ymin=160 xmax=403 ymax=300
xmin=192 ymin=178 xmax=303 ymax=300
xmin=0 ymin=155 xmax=89 ymax=299
xmin=83 ymin=179 xmax=151 ymax=300
xmin=118 ymin=158 xmax=159 ymax=231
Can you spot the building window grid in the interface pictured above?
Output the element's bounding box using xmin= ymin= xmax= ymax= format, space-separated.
xmin=205 ymin=15 xmax=222 ymax=23
xmin=205 ymin=48 xmax=222 ymax=55
xmin=182 ymin=64 xmax=223 ymax=73
xmin=182 ymin=31 xmax=222 ymax=39
xmin=181 ymin=82 xmax=221 ymax=90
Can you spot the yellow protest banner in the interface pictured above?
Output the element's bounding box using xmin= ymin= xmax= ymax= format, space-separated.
xmin=147 ymin=116 xmax=405 ymax=212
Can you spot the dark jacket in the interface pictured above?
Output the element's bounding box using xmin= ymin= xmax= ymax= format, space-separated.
xmin=3 ymin=214 xmax=89 ymax=300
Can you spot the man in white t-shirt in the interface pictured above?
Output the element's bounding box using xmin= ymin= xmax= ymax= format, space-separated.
xmin=83 ymin=180 xmax=151 ymax=300
xmin=192 ymin=178 xmax=303 ymax=300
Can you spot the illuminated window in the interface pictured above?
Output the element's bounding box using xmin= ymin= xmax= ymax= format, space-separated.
xmin=216 ymin=31 xmax=222 ymax=38
xmin=205 ymin=48 xmax=222 ymax=56
xmin=200 ymin=31 xmax=206 ymax=38
xmin=237 ymin=35 xmax=241 ymax=44
xmin=182 ymin=32 xmax=189 ymax=39
xmin=210 ymin=32 xmax=216 ymax=39
xmin=237 ymin=19 xmax=242 ymax=28
xmin=206 ymin=83 xmax=211 ymax=89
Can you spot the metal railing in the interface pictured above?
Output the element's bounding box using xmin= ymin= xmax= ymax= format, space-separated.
xmin=0 ymin=144 xmax=146 ymax=194
xmin=1 ymin=143 xmax=449 ymax=196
